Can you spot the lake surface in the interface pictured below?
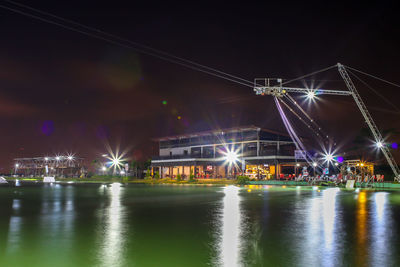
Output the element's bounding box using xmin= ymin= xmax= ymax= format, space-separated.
xmin=1 ymin=182 xmax=400 ymax=267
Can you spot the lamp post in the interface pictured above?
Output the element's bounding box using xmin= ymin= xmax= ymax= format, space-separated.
xmin=312 ymin=162 xmax=317 ymax=177
xmin=14 ymin=163 xmax=19 ymax=175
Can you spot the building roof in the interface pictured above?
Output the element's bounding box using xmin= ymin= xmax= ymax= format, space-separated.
xmin=152 ymin=125 xmax=290 ymax=141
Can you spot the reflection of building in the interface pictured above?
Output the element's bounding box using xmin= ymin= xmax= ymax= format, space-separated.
xmin=151 ymin=126 xmax=300 ymax=179
xmin=14 ymin=156 xmax=84 ymax=177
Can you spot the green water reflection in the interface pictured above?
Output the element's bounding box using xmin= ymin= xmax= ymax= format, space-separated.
xmin=1 ymin=183 xmax=400 ymax=266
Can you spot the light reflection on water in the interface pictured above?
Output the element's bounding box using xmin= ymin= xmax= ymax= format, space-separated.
xmin=219 ymin=185 xmax=243 ymax=267
xmin=294 ymin=188 xmax=343 ymax=266
xmin=6 ymin=199 xmax=22 ymax=253
xmin=356 ymin=191 xmax=368 ymax=266
xmin=96 ymin=183 xmax=127 ymax=267
xmin=2 ymin=184 xmax=400 ymax=266
xmin=370 ymin=192 xmax=393 ymax=266
xmin=39 ymin=184 xmax=76 ymax=254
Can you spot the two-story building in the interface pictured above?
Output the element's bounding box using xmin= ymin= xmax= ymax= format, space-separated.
xmin=151 ymin=126 xmax=301 ymax=179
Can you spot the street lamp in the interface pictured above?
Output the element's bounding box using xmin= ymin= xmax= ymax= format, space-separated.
xmin=14 ymin=163 xmax=19 ymax=175
xmin=312 ymin=162 xmax=317 ymax=177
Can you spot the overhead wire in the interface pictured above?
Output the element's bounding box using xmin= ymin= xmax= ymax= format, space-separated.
xmin=345 ymin=65 xmax=400 ymax=89
xmin=7 ymin=1 xmax=400 ymax=170
xmin=4 ymin=1 xmax=400 ymax=109
xmin=3 ymin=0 xmax=256 ymax=87
xmin=0 ymin=2 xmax=256 ymax=88
xmin=283 ymin=94 xmax=331 ymax=142
xmin=274 ymin=97 xmax=318 ymax=168
xmin=277 ymin=96 xmax=328 ymax=150
xmin=281 ymin=65 xmax=338 ymax=86
xmin=346 ymin=68 xmax=400 ymax=113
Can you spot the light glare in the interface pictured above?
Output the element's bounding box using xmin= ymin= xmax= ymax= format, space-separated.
xmin=225 ymin=150 xmax=238 ymax=164
xmin=307 ymin=91 xmax=315 ymax=99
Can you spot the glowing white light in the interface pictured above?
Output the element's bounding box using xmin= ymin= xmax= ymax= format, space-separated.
xmin=67 ymin=156 xmax=73 ymax=161
xmin=102 ymin=166 xmax=107 ymax=171
xmin=307 ymin=91 xmax=316 ymax=99
xmin=112 ymin=158 xmax=120 ymax=166
xmin=224 ymin=150 xmax=238 ymax=164
xmin=105 ymin=152 xmax=126 ymax=174
xmin=324 ymin=154 xmax=334 ymax=162
xmin=55 ymin=156 xmax=60 ymax=161
xmin=312 ymin=162 xmax=317 ymax=167
xmin=334 ymin=162 xmax=339 ymax=166
xmin=103 ymin=145 xmax=130 ymax=174
xmin=15 ymin=163 xmax=19 ymax=168
xmin=44 ymin=157 xmax=49 ymax=161
xmin=296 ymin=163 xmax=300 ymax=167
xmin=376 ymin=141 xmax=383 ymax=148
xmin=120 ymin=170 xmax=125 ymax=175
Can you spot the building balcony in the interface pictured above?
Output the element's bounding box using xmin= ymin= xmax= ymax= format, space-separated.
xmin=152 ymin=150 xmax=294 ymax=161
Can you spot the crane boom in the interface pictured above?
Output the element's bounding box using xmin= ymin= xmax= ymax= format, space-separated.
xmin=254 ymin=63 xmax=400 ymax=181
xmin=337 ymin=63 xmax=400 ymax=181
xmin=254 ymin=78 xmax=352 ymax=96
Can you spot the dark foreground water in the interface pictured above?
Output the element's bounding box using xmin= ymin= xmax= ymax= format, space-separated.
xmin=1 ymin=183 xmax=400 ymax=267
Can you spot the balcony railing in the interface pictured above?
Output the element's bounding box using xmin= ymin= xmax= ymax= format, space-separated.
xmin=152 ymin=150 xmax=294 ymax=161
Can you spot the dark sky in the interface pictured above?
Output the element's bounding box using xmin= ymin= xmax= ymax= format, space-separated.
xmin=1 ymin=0 xmax=400 ymax=170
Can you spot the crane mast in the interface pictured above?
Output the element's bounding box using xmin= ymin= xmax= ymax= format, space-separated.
xmin=254 ymin=63 xmax=400 ymax=181
xmin=337 ymin=63 xmax=400 ymax=181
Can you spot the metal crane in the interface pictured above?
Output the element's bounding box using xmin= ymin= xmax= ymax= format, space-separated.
xmin=254 ymin=63 xmax=400 ymax=181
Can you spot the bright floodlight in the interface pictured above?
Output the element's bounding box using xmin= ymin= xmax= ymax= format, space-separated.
xmin=224 ymin=150 xmax=238 ymax=164
xmin=334 ymin=162 xmax=339 ymax=166
xmin=67 ymin=156 xmax=73 ymax=160
xmin=102 ymin=166 xmax=107 ymax=171
xmin=15 ymin=163 xmax=19 ymax=167
xmin=307 ymin=91 xmax=316 ymax=99
xmin=55 ymin=156 xmax=60 ymax=161
xmin=112 ymin=158 xmax=120 ymax=166
xmin=376 ymin=141 xmax=383 ymax=148
xmin=324 ymin=153 xmax=334 ymax=162
xmin=44 ymin=157 xmax=49 ymax=161
xmin=312 ymin=162 xmax=317 ymax=167
xmin=296 ymin=163 xmax=300 ymax=167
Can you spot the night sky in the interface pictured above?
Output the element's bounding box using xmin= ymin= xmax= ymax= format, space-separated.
xmin=1 ymin=0 xmax=400 ymax=171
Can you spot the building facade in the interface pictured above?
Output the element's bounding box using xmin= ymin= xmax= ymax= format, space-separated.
xmin=151 ymin=126 xmax=301 ymax=179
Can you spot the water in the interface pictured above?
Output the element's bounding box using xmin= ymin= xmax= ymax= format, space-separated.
xmin=1 ymin=183 xmax=400 ymax=266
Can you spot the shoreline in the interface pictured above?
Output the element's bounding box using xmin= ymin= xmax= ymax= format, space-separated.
xmin=3 ymin=177 xmax=400 ymax=189
xmin=4 ymin=177 xmax=237 ymax=185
